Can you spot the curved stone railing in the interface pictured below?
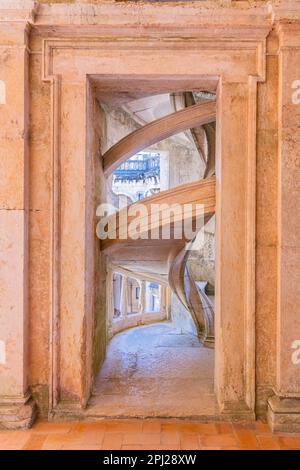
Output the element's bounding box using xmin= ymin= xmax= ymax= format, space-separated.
xmin=103 ymin=101 xmax=216 ymax=176
xmin=101 ymin=177 xmax=216 ymax=253
xmin=168 ymin=240 xmax=215 ymax=347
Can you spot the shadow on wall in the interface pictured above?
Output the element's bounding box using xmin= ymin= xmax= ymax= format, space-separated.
xmin=170 ymin=292 xmax=198 ymax=336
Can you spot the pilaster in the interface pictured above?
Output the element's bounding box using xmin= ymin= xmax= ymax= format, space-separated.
xmin=0 ymin=0 xmax=37 ymax=429
xmin=267 ymin=11 xmax=300 ymax=432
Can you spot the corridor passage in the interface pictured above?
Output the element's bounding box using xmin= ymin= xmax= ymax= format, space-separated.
xmin=88 ymin=322 xmax=217 ymax=418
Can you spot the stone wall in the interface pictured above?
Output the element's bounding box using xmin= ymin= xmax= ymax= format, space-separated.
xmin=187 ymin=216 xmax=215 ymax=288
xmin=170 ymin=293 xmax=198 ymax=336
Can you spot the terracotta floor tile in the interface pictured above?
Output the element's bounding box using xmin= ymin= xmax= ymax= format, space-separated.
xmin=175 ymin=422 xmax=207 ymax=434
xmin=62 ymin=443 xmax=102 ymax=450
xmin=41 ymin=433 xmax=70 ymax=450
xmin=39 ymin=432 xmax=82 ymax=450
xmin=161 ymin=431 xmax=181 ymax=446
xmin=78 ymin=428 xmax=105 ymax=445
xmin=278 ymin=436 xmax=300 ymax=450
xmin=142 ymin=421 xmax=161 ymax=434
xmin=216 ymin=422 xmax=234 ymax=434
xmin=200 ymin=446 xmax=222 ymax=450
xmin=2 ymin=419 xmax=300 ymax=450
xmin=255 ymin=421 xmax=271 ymax=434
xmin=23 ymin=434 xmax=47 ymax=450
xmin=102 ymin=432 xmax=124 ymax=450
xmin=189 ymin=423 xmax=218 ymax=435
xmin=220 ymin=446 xmax=240 ymax=450
xmin=256 ymin=435 xmax=281 ymax=450
xmin=123 ymin=432 xmax=160 ymax=446
xmin=180 ymin=433 xmax=201 ymax=450
xmin=72 ymin=421 xmax=106 ymax=433
xmin=0 ymin=430 xmax=31 ymax=450
xmin=233 ymin=424 xmax=259 ymax=449
xmin=122 ymin=445 xmax=142 ymax=450
xmin=32 ymin=421 xmax=72 ymax=434
xmin=142 ymin=444 xmax=179 ymax=450
xmin=105 ymin=420 xmax=142 ymax=433
xmin=0 ymin=432 xmax=11 ymax=442
xmin=161 ymin=422 xmax=182 ymax=432
xmin=199 ymin=434 xmax=238 ymax=448
xmin=162 ymin=422 xmax=217 ymax=435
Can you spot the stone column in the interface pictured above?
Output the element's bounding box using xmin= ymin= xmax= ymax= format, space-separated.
xmin=120 ymin=275 xmax=128 ymax=318
xmin=57 ymin=78 xmax=95 ymax=407
xmin=138 ymin=280 xmax=145 ymax=315
xmin=215 ymin=80 xmax=256 ymax=418
xmin=160 ymin=286 xmax=167 ymax=317
xmin=268 ymin=19 xmax=300 ymax=432
xmin=0 ymin=2 xmax=36 ymax=429
xmin=255 ymin=31 xmax=279 ymax=419
xmin=107 ymin=270 xmax=114 ymax=336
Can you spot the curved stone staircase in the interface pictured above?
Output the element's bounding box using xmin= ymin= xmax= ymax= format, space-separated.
xmin=101 ymin=98 xmax=216 ymax=346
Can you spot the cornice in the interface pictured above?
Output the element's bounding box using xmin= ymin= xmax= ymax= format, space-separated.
xmin=32 ymin=2 xmax=272 ymax=41
xmin=1 ymin=1 xmax=299 ymax=44
xmin=0 ymin=1 xmax=299 ymax=27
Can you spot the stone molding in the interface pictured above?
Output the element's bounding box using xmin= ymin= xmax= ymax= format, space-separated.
xmin=0 ymin=1 xmax=299 ymax=28
xmin=0 ymin=394 xmax=37 ymax=430
xmin=14 ymin=4 xmax=270 ymax=420
xmin=268 ymin=396 xmax=300 ymax=432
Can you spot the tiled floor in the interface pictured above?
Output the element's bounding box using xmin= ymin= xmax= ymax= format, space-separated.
xmin=1 ymin=420 xmax=300 ymax=450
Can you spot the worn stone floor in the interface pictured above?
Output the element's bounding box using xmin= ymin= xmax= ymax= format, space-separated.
xmin=1 ymin=420 xmax=300 ymax=450
xmin=89 ymin=322 xmax=217 ymax=418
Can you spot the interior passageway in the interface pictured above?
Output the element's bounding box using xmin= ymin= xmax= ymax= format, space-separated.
xmin=90 ymin=89 xmax=217 ymax=419
xmin=88 ymin=322 xmax=217 ymax=418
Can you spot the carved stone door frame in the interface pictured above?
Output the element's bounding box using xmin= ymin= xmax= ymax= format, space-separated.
xmin=38 ymin=5 xmax=272 ymax=418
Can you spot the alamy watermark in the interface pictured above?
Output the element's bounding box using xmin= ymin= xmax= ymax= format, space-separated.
xmin=96 ymin=196 xmax=209 ymax=251
xmin=291 ymin=340 xmax=300 ymax=365
xmin=291 ymin=80 xmax=300 ymax=105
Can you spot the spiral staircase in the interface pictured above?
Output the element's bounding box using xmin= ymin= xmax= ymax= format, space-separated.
xmin=101 ymin=96 xmax=217 ymax=347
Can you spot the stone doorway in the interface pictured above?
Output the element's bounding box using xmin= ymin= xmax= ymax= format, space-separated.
xmin=38 ymin=28 xmax=261 ymax=421
xmin=91 ymin=86 xmax=217 ymax=418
